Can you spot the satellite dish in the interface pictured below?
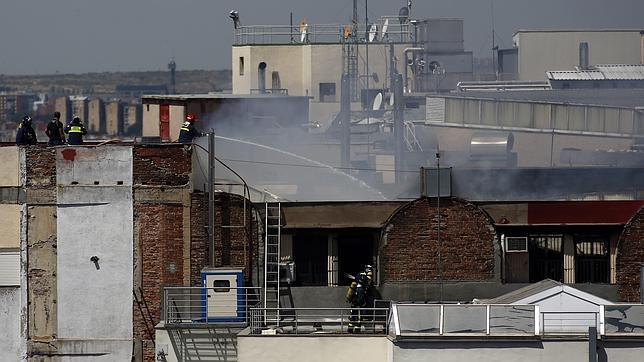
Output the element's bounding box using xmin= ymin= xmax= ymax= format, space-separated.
xmin=389 ymin=93 xmax=395 ymax=107
xmin=398 ymin=7 xmax=409 ymax=24
xmin=300 ymin=24 xmax=308 ymax=43
xmin=372 ymin=92 xmax=383 ymax=111
xmin=368 ymin=24 xmax=378 ymax=42
xmin=381 ymin=19 xmax=389 ymax=39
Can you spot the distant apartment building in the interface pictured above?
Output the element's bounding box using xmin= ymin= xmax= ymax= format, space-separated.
xmin=124 ymin=103 xmax=142 ymax=135
xmin=0 ymin=93 xmax=35 ymax=122
xmin=88 ymin=98 xmax=105 ymax=134
xmin=70 ymin=96 xmax=89 ymax=126
xmin=105 ymin=101 xmax=124 ymax=136
xmin=54 ymin=96 xmax=71 ymax=123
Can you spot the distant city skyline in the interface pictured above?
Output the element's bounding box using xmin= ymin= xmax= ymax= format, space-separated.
xmin=1 ymin=0 xmax=643 ymax=75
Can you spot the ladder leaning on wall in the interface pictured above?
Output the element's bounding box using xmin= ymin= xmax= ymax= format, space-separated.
xmin=263 ymin=202 xmax=281 ymax=324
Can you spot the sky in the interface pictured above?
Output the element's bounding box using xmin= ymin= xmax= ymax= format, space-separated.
xmin=1 ymin=0 xmax=643 ymax=75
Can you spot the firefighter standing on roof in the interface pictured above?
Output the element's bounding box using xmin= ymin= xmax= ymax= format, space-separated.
xmin=16 ymin=115 xmax=37 ymax=145
xmin=64 ymin=116 xmax=87 ymax=145
xmin=346 ymin=271 xmax=369 ymax=333
xmin=46 ymin=111 xmax=66 ymax=146
xmin=178 ymin=113 xmax=201 ymax=143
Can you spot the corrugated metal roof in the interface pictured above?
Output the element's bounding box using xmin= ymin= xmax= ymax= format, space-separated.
xmin=547 ymin=64 xmax=644 ymax=81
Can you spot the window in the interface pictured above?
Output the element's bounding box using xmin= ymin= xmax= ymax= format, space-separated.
xmin=574 ymin=235 xmax=609 ymax=283
xmin=293 ymin=234 xmax=328 ymax=286
xmin=528 ymin=234 xmax=563 ymax=282
xmin=213 ymin=279 xmax=231 ymax=293
xmin=319 ymin=83 xmax=336 ymax=102
xmin=239 ymin=57 xmax=244 ymax=76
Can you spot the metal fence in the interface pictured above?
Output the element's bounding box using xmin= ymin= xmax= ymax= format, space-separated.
xmin=234 ymin=19 xmax=411 ymax=45
xmin=163 ymin=287 xmax=262 ymax=325
xmin=248 ymin=307 xmax=390 ymax=335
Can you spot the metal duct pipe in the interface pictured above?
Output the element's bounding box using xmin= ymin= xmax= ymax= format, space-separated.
xmin=393 ymin=73 xmax=404 ymax=183
xmin=579 ymin=42 xmax=589 ymax=70
xmin=340 ymin=74 xmax=351 ymax=168
xmin=470 ymin=132 xmax=514 ymax=157
xmin=403 ymin=47 xmax=424 ymax=93
xmin=640 ymin=265 xmax=644 ymax=304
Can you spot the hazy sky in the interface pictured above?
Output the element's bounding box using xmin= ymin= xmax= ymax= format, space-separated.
xmin=1 ymin=0 xmax=643 ymax=75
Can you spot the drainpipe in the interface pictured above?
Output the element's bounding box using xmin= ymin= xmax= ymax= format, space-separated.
xmin=640 ymin=31 xmax=644 ymax=65
xmin=340 ymin=74 xmax=351 ymax=169
xmin=393 ymin=73 xmax=404 ymax=183
xmin=208 ymin=132 xmax=215 ymax=266
xmin=403 ymin=47 xmax=424 ymax=93
xmin=640 ymin=265 xmax=644 ymax=304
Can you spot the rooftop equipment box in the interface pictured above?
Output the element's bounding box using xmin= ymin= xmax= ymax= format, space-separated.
xmin=201 ymin=268 xmax=245 ymax=323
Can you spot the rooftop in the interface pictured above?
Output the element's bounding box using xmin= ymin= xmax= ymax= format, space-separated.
xmin=436 ymin=88 xmax=644 ymax=108
xmin=547 ymin=64 xmax=644 ymax=81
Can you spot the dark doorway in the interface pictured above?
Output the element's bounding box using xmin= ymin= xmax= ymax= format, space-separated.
xmin=258 ymin=62 xmax=267 ymax=93
xmin=293 ymin=234 xmax=327 ymax=286
xmin=529 ymin=234 xmax=563 ymax=282
xmin=338 ymin=234 xmax=374 ymax=285
xmin=574 ymin=234 xmax=610 ymax=283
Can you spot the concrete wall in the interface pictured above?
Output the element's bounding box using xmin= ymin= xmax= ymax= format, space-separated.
xmin=0 ymin=146 xmax=20 ymax=186
xmin=56 ymin=146 xmax=133 ymax=358
xmin=238 ymin=335 xmax=391 ymax=362
xmin=0 ymin=288 xmax=22 ymax=362
xmin=142 ymin=103 xmax=160 ymax=137
xmin=0 ymin=204 xmax=21 ymax=249
xmin=514 ymin=31 xmax=642 ymax=81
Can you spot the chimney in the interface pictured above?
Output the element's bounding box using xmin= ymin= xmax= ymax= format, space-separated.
xmin=579 ymin=42 xmax=589 ymax=70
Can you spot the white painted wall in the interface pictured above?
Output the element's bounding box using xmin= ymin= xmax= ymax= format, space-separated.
xmin=238 ymin=336 xmax=391 ymax=362
xmin=142 ymin=103 xmax=160 ymax=137
xmin=56 ymin=146 xmax=133 ymax=359
xmin=0 ymin=146 xmax=19 ymax=186
xmin=0 ymin=288 xmax=22 ymax=362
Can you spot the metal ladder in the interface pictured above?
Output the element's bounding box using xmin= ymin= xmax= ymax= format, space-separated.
xmin=263 ymin=202 xmax=281 ymax=324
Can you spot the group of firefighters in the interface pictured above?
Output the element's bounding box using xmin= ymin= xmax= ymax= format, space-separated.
xmin=15 ymin=112 xmax=87 ymax=146
xmin=15 ymin=112 xmax=203 ymax=146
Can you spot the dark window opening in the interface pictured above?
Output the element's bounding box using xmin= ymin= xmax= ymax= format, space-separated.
xmin=213 ymin=279 xmax=231 ymax=293
xmin=529 ymin=234 xmax=563 ymax=282
xmin=319 ymin=83 xmax=336 ymax=102
xmin=258 ymin=62 xmax=267 ymax=93
xmin=239 ymin=57 xmax=245 ymax=76
xmin=574 ymin=235 xmax=609 ymax=283
xmin=338 ymin=234 xmax=375 ymax=286
xmin=293 ymin=234 xmax=327 ymax=286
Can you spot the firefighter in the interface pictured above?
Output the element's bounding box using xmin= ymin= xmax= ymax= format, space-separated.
xmin=16 ymin=115 xmax=37 ymax=145
xmin=45 ymin=111 xmax=66 ymax=146
xmin=346 ymin=271 xmax=369 ymax=333
xmin=178 ymin=113 xmax=201 ymax=143
xmin=64 ymin=116 xmax=87 ymax=145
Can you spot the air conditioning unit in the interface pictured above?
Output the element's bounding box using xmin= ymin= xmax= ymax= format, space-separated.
xmin=506 ymin=237 xmax=528 ymax=252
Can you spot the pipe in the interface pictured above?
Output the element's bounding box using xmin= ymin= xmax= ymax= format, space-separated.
xmin=340 ymin=74 xmax=351 ymax=168
xmin=208 ymin=132 xmax=215 ymax=266
xmin=393 ymin=73 xmax=404 ymax=183
xmin=403 ymin=47 xmax=424 ymax=93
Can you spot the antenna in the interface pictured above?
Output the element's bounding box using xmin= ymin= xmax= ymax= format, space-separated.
xmin=381 ymin=18 xmax=389 ymax=39
xmin=372 ymin=92 xmax=383 ymax=111
xmin=368 ymin=24 xmax=378 ymax=42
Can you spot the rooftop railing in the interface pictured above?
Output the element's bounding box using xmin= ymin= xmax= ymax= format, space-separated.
xmin=234 ymin=17 xmax=411 ymax=45
xmin=161 ymin=287 xmax=644 ymax=339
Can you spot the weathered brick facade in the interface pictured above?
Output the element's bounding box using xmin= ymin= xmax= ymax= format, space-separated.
xmin=617 ymin=207 xmax=644 ymax=302
xmin=381 ymin=197 xmax=498 ymax=282
xmin=133 ymin=145 xmax=191 ymax=186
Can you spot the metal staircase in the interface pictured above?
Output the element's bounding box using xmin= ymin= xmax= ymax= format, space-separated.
xmin=263 ymin=202 xmax=281 ymax=324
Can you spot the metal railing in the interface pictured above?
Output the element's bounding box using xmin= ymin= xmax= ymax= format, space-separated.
xmin=234 ymin=19 xmax=411 ymax=45
xmin=163 ymin=287 xmax=262 ymax=325
xmin=249 ymin=307 xmax=390 ymax=335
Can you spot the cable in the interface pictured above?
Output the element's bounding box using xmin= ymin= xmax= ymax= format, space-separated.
xmin=218 ymin=157 xmax=423 ymax=174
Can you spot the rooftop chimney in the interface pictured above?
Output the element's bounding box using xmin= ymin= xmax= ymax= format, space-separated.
xmin=579 ymin=42 xmax=589 ymax=70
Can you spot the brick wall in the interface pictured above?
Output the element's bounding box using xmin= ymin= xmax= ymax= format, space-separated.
xmin=617 ymin=207 xmax=644 ymax=302
xmin=133 ymin=145 xmax=191 ymax=186
xmin=25 ymin=146 xmax=56 ymax=189
xmin=191 ymin=192 xmax=259 ymax=284
xmin=381 ymin=197 xmax=497 ymax=282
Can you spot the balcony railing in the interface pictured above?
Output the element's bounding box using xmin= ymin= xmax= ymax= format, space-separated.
xmin=163 ymin=286 xmax=262 ymax=326
xmin=249 ymin=307 xmax=390 ymax=335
